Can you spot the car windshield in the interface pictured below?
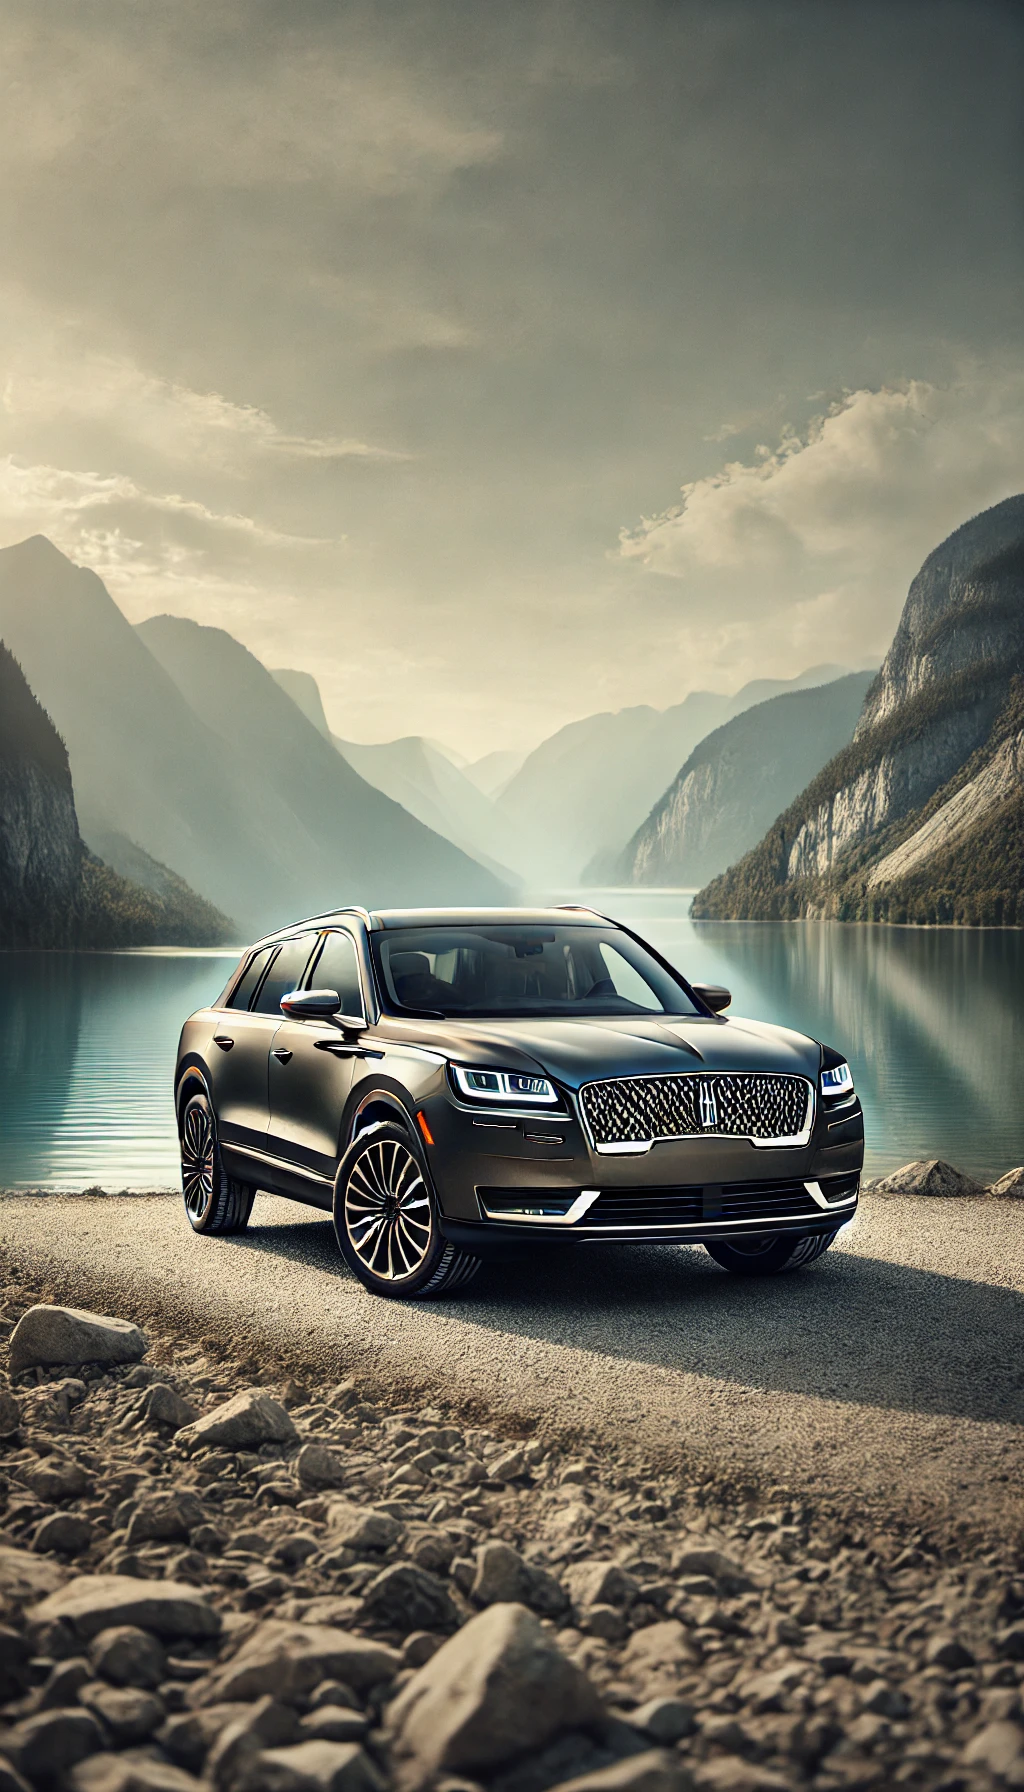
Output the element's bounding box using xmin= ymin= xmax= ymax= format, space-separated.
xmin=371 ymin=923 xmax=700 ymax=1018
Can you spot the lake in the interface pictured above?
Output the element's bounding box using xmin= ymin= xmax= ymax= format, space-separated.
xmin=2 ymin=891 xmax=1023 ymax=1189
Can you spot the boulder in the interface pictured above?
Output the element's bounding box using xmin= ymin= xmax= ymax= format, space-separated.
xmin=3 ymin=1709 xmax=105 ymax=1782
xmin=175 ymin=1390 xmax=298 ymax=1453
xmin=471 ymin=1541 xmax=534 ymax=1607
xmin=206 ymin=1695 xmax=299 ymax=1786
xmin=385 ymin=1601 xmax=602 ymax=1789
xmin=691 ymin=1761 xmax=789 ymax=1792
xmin=157 ymin=1705 xmax=252 ymax=1775
xmin=247 ymin=1740 xmax=384 ymax=1792
xmin=989 ymin=1167 xmax=1024 ymax=1198
xmin=29 ymin=1574 xmax=221 ymax=1640
xmin=962 ymin=1720 xmax=1024 ymax=1775
xmin=0 ymin=1755 xmax=30 ymax=1792
xmin=564 ymin=1561 xmax=639 ymax=1610
xmin=78 ymin=1682 xmax=165 ymax=1743
xmin=36 ymin=1658 xmax=92 ymax=1711
xmin=0 ymin=1623 xmax=33 ymax=1702
xmin=72 ymin=1755 xmax=205 ymax=1792
xmin=138 ymin=1385 xmax=200 ymax=1430
xmin=22 ymin=1456 xmax=90 ymax=1502
xmin=359 ymin=1563 xmax=459 ymax=1632
xmin=90 ymin=1625 xmax=166 ymax=1688
xmin=0 ymin=1545 xmax=66 ymax=1602
xmin=32 ymin=1512 xmax=93 ymax=1555
xmin=298 ymin=1711 xmax=368 ymax=1744
xmin=548 ymin=1753 xmax=688 ymax=1792
xmin=620 ymin=1622 xmax=700 ymax=1688
xmin=9 ymin=1304 xmax=146 ymax=1372
xmin=295 ymin=1445 xmax=348 ymax=1493
xmin=670 ymin=1548 xmax=753 ymax=1591
xmin=629 ymin=1700 xmax=696 ymax=1745
xmin=0 ymin=1386 xmax=21 ymax=1436
xmin=324 ymin=1504 xmax=402 ymax=1554
xmin=869 ymin=1160 xmax=984 ymax=1198
xmin=126 ymin=1491 xmax=205 ymax=1546
xmin=196 ymin=1620 xmax=401 ymax=1705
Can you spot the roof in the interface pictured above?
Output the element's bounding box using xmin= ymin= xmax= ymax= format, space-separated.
xmin=250 ymin=903 xmax=608 ymax=948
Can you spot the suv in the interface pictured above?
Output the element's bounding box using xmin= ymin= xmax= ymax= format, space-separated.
xmin=174 ymin=906 xmax=863 ymax=1298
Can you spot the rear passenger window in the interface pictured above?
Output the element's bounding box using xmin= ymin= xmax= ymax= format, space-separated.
xmin=310 ymin=932 xmax=364 ymax=1018
xmin=251 ymin=935 xmax=317 ymax=1016
xmin=227 ymin=947 xmax=274 ymax=1011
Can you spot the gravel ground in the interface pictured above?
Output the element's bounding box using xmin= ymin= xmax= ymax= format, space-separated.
xmin=2 ymin=1191 xmax=1024 ymax=1540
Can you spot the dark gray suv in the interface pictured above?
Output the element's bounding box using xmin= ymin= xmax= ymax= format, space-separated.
xmin=174 ymin=905 xmax=863 ymax=1298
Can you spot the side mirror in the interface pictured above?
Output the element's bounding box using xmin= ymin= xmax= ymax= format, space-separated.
xmin=280 ymin=987 xmax=341 ymax=1019
xmin=693 ymin=982 xmax=731 ymax=1014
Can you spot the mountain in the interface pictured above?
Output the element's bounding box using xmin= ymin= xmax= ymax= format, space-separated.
xmin=693 ymin=496 xmax=1024 ymax=925
xmin=136 ymin=614 xmax=508 ymax=920
xmin=497 ymin=664 xmax=855 ymax=884
xmin=0 ymin=640 xmax=231 ymax=947
xmin=334 ymin=733 xmax=522 ymax=886
xmin=463 ymin=748 xmax=527 ymax=799
xmin=270 ymin=667 xmax=332 ymax=739
xmin=612 ymin=671 xmax=875 ymax=888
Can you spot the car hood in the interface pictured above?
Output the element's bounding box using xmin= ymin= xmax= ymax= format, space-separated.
xmin=382 ymin=1012 xmax=820 ymax=1090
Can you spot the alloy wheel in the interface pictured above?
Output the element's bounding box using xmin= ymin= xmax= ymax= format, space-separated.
xmin=181 ymin=1101 xmax=214 ymax=1220
xmin=344 ymin=1138 xmax=433 ymax=1282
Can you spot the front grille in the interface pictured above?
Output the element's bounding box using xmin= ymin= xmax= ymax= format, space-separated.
xmin=579 ymin=1071 xmax=812 ymax=1147
xmin=587 ymin=1178 xmax=819 ymax=1227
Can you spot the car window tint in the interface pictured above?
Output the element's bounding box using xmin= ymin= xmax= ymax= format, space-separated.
xmin=309 ymin=932 xmax=364 ymax=1017
xmin=251 ymin=935 xmax=317 ymax=1016
xmin=227 ymin=947 xmax=275 ymax=1011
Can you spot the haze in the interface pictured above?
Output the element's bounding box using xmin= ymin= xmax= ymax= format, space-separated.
xmin=1 ymin=0 xmax=1021 ymax=756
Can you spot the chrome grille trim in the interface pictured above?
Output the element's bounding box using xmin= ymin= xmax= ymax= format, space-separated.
xmin=577 ymin=1071 xmax=814 ymax=1150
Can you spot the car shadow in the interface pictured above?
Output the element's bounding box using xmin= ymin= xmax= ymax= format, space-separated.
xmin=229 ymin=1202 xmax=1024 ymax=1432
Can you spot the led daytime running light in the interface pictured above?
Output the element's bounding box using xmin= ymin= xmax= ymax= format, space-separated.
xmin=821 ymin=1060 xmax=854 ymax=1098
xmin=452 ymin=1064 xmax=559 ymax=1106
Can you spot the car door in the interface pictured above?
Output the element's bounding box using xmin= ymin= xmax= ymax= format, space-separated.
xmin=267 ymin=928 xmax=368 ymax=1186
xmin=208 ymin=935 xmax=318 ymax=1156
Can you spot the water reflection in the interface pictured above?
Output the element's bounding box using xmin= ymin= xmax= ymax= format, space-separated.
xmin=1 ymin=905 xmax=1022 ymax=1188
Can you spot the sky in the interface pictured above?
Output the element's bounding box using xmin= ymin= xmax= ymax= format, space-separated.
xmin=0 ymin=0 xmax=1022 ymax=757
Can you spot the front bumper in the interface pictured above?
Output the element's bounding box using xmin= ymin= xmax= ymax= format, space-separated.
xmin=420 ymin=1081 xmax=864 ymax=1248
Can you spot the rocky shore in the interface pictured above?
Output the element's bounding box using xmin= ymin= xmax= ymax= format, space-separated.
xmin=1 ymin=1287 xmax=1024 ymax=1792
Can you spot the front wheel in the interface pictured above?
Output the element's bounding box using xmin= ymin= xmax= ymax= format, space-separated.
xmin=333 ymin=1121 xmax=480 ymax=1299
xmin=180 ymin=1089 xmax=255 ymax=1235
xmin=704 ymin=1230 xmax=839 ymax=1276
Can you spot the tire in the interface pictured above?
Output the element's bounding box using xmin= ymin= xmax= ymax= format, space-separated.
xmin=333 ymin=1120 xmax=480 ymax=1299
xmin=704 ymin=1229 xmax=839 ymax=1276
xmin=180 ymin=1089 xmax=255 ymax=1235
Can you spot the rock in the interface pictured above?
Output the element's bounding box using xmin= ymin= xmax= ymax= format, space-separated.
xmin=158 ymin=1705 xmax=252 ymax=1774
xmin=247 ymin=1740 xmax=384 ymax=1792
xmin=0 ymin=1387 xmax=21 ymax=1436
xmin=360 ymin=1563 xmax=459 ymax=1632
xmin=962 ymin=1719 xmax=1024 ymax=1775
xmin=581 ymin=1604 xmax=626 ymax=1642
xmin=385 ymin=1602 xmax=602 ymax=1789
xmin=737 ymin=1664 xmax=804 ymax=1712
xmin=670 ymin=1548 xmax=753 ymax=1592
xmin=71 ymin=1754 xmax=205 ymax=1792
xmin=271 ymin=1536 xmax=321 ymax=1570
xmin=22 ymin=1456 xmax=90 ymax=1502
xmin=471 ymin=1542 xmax=534 ymax=1607
xmin=998 ymin=1623 xmax=1024 ymax=1661
xmin=546 ymin=1752 xmax=688 ymax=1792
xmin=691 ymin=1762 xmax=789 ymax=1792
xmin=32 ymin=1512 xmax=93 ymax=1555
xmin=620 ymin=1623 xmax=699 ymax=1683
xmin=564 ymin=1562 xmax=638 ymax=1610
xmin=308 ymin=1683 xmax=362 ymax=1713
xmin=197 ymin=1620 xmax=401 ymax=1704
xmin=3 ymin=1708 xmax=105 ymax=1782
xmin=139 ymin=1385 xmax=200 ymax=1429
xmin=0 ymin=1544 xmax=66 ymax=1601
xmin=324 ymin=1504 xmax=402 ymax=1554
xmin=176 ymin=1390 xmax=299 ymax=1454
xmin=628 ymin=1700 xmax=696 ymax=1745
xmin=799 ymin=1634 xmax=852 ymax=1675
xmin=36 ymin=1656 xmax=92 ymax=1709
xmin=79 ymin=1681 xmax=166 ymax=1742
xmin=488 ymin=1449 xmax=527 ymax=1482
xmin=298 ymin=1710 xmax=369 ymax=1744
xmin=0 ymin=1755 xmax=31 ymax=1792
xmin=8 ymin=1304 xmax=146 ymax=1372
xmin=925 ymin=1632 xmax=974 ymax=1669
xmin=296 ymin=1446 xmax=348 ymax=1493
xmin=90 ymin=1625 xmax=167 ymax=1687
xmin=859 ymin=1679 xmax=909 ymax=1718
xmin=989 ymin=1167 xmax=1024 ymax=1198
xmin=126 ymin=1491 xmax=205 ymax=1546
xmin=0 ymin=1624 xmax=33 ymax=1701
xmin=30 ymin=1574 xmax=221 ymax=1640
xmin=207 ymin=1696 xmax=300 ymax=1787
xmin=869 ymin=1159 xmax=984 ymax=1197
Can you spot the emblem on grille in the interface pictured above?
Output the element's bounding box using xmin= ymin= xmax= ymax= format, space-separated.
xmin=699 ymin=1083 xmax=718 ymax=1129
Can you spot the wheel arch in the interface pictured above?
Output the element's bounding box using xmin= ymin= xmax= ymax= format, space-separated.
xmin=346 ymin=1084 xmax=418 ymax=1146
xmin=175 ymin=1057 xmax=213 ymax=1129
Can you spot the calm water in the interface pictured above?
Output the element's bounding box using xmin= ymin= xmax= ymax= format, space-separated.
xmin=2 ymin=893 xmax=1023 ymax=1189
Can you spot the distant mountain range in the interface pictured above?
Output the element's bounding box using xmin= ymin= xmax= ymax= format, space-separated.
xmin=495 ymin=665 xmax=858 ymax=885
xmin=694 ymin=495 xmax=1024 ymax=925
xmin=0 ymin=640 xmax=231 ymax=948
xmin=332 ymin=733 xmax=523 ymax=885
xmin=612 ymin=671 xmax=875 ymax=888
xmin=0 ymin=537 xmax=507 ymax=937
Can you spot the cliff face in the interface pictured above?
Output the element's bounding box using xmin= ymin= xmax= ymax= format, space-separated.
xmin=693 ymin=496 xmax=1024 ymax=924
xmin=617 ymin=672 xmax=873 ymax=889
xmin=0 ymin=641 xmax=234 ymax=948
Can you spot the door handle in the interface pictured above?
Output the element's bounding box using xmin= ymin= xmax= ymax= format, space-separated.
xmin=313 ymin=1040 xmax=385 ymax=1060
xmin=213 ymin=1036 xmax=234 ymax=1051
xmin=271 ymin=1048 xmax=293 ymax=1064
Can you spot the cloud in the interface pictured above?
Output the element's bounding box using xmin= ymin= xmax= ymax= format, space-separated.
xmin=618 ymin=372 xmax=1024 ymax=676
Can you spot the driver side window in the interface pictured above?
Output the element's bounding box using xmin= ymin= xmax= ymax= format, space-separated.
xmin=309 ymin=931 xmax=365 ymax=1018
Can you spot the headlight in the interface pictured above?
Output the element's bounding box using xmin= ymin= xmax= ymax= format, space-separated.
xmin=821 ymin=1060 xmax=854 ymax=1098
xmin=451 ymin=1064 xmax=559 ymax=1106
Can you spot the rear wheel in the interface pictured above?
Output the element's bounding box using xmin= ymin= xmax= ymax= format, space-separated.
xmin=180 ymin=1089 xmax=255 ymax=1235
xmin=333 ymin=1121 xmax=480 ymax=1299
xmin=704 ymin=1230 xmax=839 ymax=1275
